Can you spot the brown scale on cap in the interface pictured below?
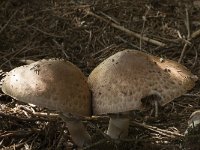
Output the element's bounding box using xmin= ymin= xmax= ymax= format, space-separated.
xmin=88 ymin=49 xmax=198 ymax=115
xmin=2 ymin=59 xmax=91 ymax=116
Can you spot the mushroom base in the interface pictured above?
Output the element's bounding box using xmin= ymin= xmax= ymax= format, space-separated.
xmin=107 ymin=115 xmax=130 ymax=139
xmin=60 ymin=114 xmax=91 ymax=147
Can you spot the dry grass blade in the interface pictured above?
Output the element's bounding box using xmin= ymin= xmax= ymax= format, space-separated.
xmin=0 ymin=10 xmax=18 ymax=34
xmin=86 ymin=11 xmax=166 ymax=47
xmin=131 ymin=121 xmax=184 ymax=138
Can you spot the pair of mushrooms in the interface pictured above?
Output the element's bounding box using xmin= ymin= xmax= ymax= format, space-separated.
xmin=1 ymin=50 xmax=198 ymax=148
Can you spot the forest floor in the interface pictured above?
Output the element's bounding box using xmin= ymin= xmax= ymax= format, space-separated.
xmin=1 ymin=0 xmax=200 ymax=149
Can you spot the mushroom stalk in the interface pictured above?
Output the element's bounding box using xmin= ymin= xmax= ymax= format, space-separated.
xmin=66 ymin=119 xmax=91 ymax=147
xmin=107 ymin=115 xmax=130 ymax=139
xmin=60 ymin=114 xmax=91 ymax=147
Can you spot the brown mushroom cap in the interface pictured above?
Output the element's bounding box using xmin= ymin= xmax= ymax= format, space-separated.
xmin=2 ymin=59 xmax=91 ymax=116
xmin=88 ymin=49 xmax=198 ymax=115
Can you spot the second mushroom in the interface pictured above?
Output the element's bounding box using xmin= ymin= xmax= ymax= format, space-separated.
xmin=88 ymin=49 xmax=198 ymax=139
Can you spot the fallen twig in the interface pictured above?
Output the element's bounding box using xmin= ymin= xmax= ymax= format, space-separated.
xmin=178 ymin=43 xmax=189 ymax=63
xmin=131 ymin=121 xmax=184 ymax=138
xmin=83 ymin=139 xmax=107 ymax=150
xmin=86 ymin=11 xmax=166 ymax=47
xmin=191 ymin=28 xmax=200 ymax=39
xmin=0 ymin=10 xmax=18 ymax=34
xmin=0 ymin=129 xmax=40 ymax=138
xmin=140 ymin=5 xmax=151 ymax=50
xmin=30 ymin=25 xmax=65 ymax=38
xmin=178 ymin=8 xmax=200 ymax=63
xmin=52 ymin=39 xmax=70 ymax=59
xmin=178 ymin=8 xmax=190 ymax=63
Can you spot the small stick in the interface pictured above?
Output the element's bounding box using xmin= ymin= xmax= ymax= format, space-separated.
xmin=0 ymin=129 xmax=40 ymax=138
xmin=178 ymin=43 xmax=189 ymax=63
xmin=0 ymin=10 xmax=18 ymax=34
xmin=99 ymin=11 xmax=120 ymax=25
xmin=86 ymin=11 xmax=166 ymax=47
xmin=55 ymin=124 xmax=65 ymax=149
xmin=4 ymin=138 xmax=33 ymax=149
xmin=178 ymin=8 xmax=190 ymax=63
xmin=191 ymin=28 xmax=200 ymax=39
xmin=183 ymin=93 xmax=200 ymax=97
xmin=178 ymin=8 xmax=200 ymax=63
xmin=131 ymin=121 xmax=184 ymax=138
xmin=140 ymin=5 xmax=151 ymax=50
xmin=52 ymin=39 xmax=69 ymax=59
xmin=192 ymin=48 xmax=198 ymax=68
xmin=91 ymin=44 xmax=117 ymax=57
xmin=185 ymin=8 xmax=191 ymax=39
xmin=115 ymin=36 xmax=140 ymax=49
xmin=178 ymin=27 xmax=200 ymax=63
xmin=0 ymin=43 xmax=31 ymax=67
xmin=30 ymin=25 xmax=65 ymax=38
xmin=83 ymin=139 xmax=107 ymax=150
xmin=18 ymin=105 xmax=59 ymax=118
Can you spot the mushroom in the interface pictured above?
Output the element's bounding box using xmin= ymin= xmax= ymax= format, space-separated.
xmin=1 ymin=59 xmax=91 ymax=148
xmin=185 ymin=110 xmax=200 ymax=134
xmin=88 ymin=49 xmax=198 ymax=139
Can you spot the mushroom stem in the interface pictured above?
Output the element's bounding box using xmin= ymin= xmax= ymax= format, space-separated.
xmin=107 ymin=114 xmax=130 ymax=139
xmin=60 ymin=114 xmax=91 ymax=147
xmin=66 ymin=119 xmax=91 ymax=147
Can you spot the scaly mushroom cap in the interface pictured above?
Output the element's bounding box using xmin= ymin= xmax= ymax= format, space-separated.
xmin=2 ymin=59 xmax=91 ymax=116
xmin=88 ymin=49 xmax=198 ymax=115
